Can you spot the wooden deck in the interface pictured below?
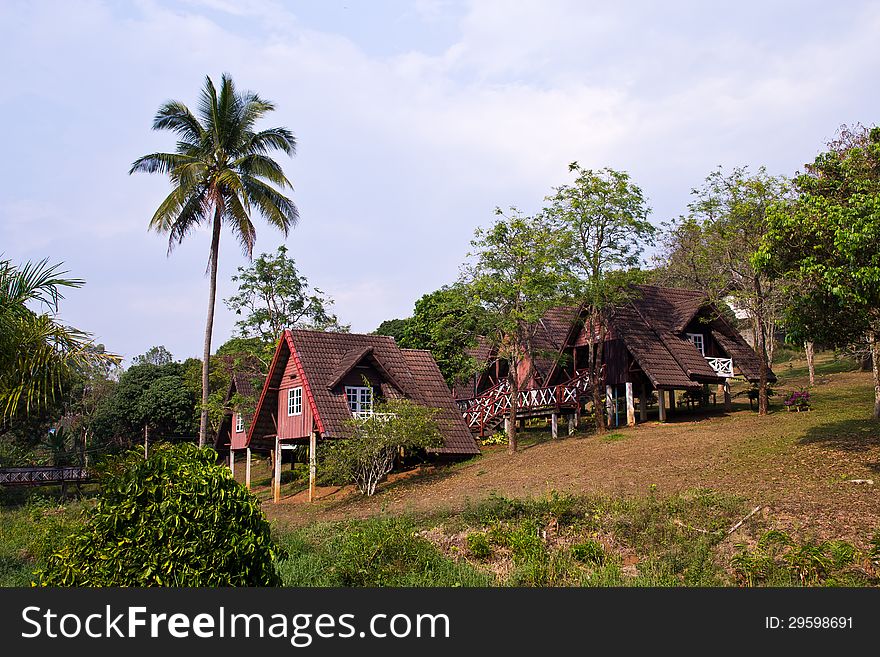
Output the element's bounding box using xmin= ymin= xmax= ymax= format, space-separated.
xmin=0 ymin=466 xmax=90 ymax=487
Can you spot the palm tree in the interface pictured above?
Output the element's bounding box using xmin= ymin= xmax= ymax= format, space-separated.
xmin=0 ymin=258 xmax=116 ymax=420
xmin=130 ymin=74 xmax=298 ymax=447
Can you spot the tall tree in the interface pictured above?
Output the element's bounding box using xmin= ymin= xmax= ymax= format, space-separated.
xmin=372 ymin=318 xmax=412 ymax=344
xmin=658 ymin=166 xmax=792 ymax=415
xmin=399 ymin=284 xmax=489 ymax=386
xmin=462 ymin=208 xmax=572 ymax=452
xmin=130 ymin=74 xmax=299 ymax=447
xmin=132 ymin=345 xmax=174 ymax=367
xmin=757 ymin=124 xmax=880 ymax=419
xmin=544 ymin=163 xmax=655 ymax=433
xmin=0 ymin=258 xmax=117 ymax=421
xmin=224 ymin=245 xmax=346 ymax=341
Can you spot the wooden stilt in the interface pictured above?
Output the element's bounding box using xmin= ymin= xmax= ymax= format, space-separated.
xmin=723 ymin=379 xmax=732 ymax=411
xmin=606 ymin=385 xmax=614 ymax=428
xmin=658 ymin=390 xmax=667 ymax=422
xmin=273 ymin=437 xmax=281 ymax=504
xmin=568 ymin=414 xmax=576 ymax=436
xmin=668 ymin=389 xmax=676 ymax=413
xmin=245 ymin=448 xmax=251 ymax=490
xmin=625 ymin=382 xmax=636 ymax=427
xmin=229 ymin=450 xmax=235 ymax=478
xmin=640 ymin=383 xmax=648 ymax=422
xmin=309 ymin=431 xmax=317 ymax=503
xmin=519 ymin=418 xmax=526 ymax=431
xmin=551 ymin=413 xmax=558 ymax=439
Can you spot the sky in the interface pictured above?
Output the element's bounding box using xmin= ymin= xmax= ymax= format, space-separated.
xmin=2 ymin=0 xmax=878 ymax=364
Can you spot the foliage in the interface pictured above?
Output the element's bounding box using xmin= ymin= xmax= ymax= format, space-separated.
xmin=731 ymin=530 xmax=870 ymax=587
xmin=224 ymin=245 xmax=347 ymax=341
xmin=461 ymin=208 xmax=574 ymax=450
xmin=372 ymin=317 xmax=412 ymax=343
xmin=321 ymin=398 xmax=443 ymax=496
xmin=757 ymin=124 xmax=880 ymax=419
xmin=132 ymin=345 xmax=174 ymax=366
xmin=783 ymin=389 xmax=811 ymax=411
xmin=480 ymin=429 xmax=508 ymax=446
xmin=542 ymin=162 xmax=655 ymax=432
xmin=466 ymin=531 xmax=492 ymax=559
xmin=399 ymin=284 xmax=490 ymax=385
xmin=90 ymin=361 xmax=197 ymax=447
xmin=36 ymin=444 xmax=284 ymax=586
xmin=658 ymin=166 xmax=793 ymax=414
xmin=130 ymin=73 xmax=299 ymax=447
xmin=571 ymin=540 xmax=606 ymax=565
xmin=0 ymin=258 xmax=118 ymax=421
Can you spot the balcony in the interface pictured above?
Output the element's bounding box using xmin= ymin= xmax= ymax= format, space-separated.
xmin=705 ymin=357 xmax=734 ymax=378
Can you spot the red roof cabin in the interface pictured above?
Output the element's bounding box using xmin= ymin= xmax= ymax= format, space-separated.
xmin=240 ymin=329 xmax=479 ymax=502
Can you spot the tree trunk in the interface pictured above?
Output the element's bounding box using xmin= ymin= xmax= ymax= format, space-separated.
xmin=199 ymin=209 xmax=222 ymax=448
xmin=753 ymin=278 xmax=770 ymax=416
xmin=804 ymin=341 xmax=815 ymax=386
xmin=870 ymin=332 xmax=880 ymax=421
xmin=507 ymin=368 xmax=518 ymax=453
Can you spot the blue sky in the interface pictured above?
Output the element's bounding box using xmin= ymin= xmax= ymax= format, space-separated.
xmin=2 ymin=0 xmax=878 ymax=363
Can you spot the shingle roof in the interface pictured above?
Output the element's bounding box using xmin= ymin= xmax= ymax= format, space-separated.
xmin=213 ymin=371 xmax=264 ymax=451
xmin=250 ymin=329 xmax=479 ymax=455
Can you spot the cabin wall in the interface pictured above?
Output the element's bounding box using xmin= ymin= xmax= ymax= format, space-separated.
xmin=277 ymin=365 xmax=314 ymax=440
xmin=603 ymin=338 xmax=631 ymax=385
xmin=230 ymin=411 xmax=248 ymax=450
xmin=682 ymin=320 xmax=724 ymax=358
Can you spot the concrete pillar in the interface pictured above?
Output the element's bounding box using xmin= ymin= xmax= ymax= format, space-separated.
xmin=504 ymin=417 xmax=511 ymax=436
xmin=639 ymin=383 xmax=648 ymax=422
xmin=229 ymin=450 xmax=235 ymax=478
xmin=551 ymin=413 xmax=558 ymax=439
xmin=723 ymin=379 xmax=732 ymax=411
xmin=309 ymin=431 xmax=317 ymax=503
xmin=245 ymin=448 xmax=251 ymax=490
xmin=568 ymin=414 xmax=576 ymax=436
xmin=658 ymin=390 xmax=667 ymax=422
xmin=273 ymin=437 xmax=281 ymax=504
xmin=606 ymin=385 xmax=614 ymax=428
xmin=625 ymin=382 xmax=636 ymax=427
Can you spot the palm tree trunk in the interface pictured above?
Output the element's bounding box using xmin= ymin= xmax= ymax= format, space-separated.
xmin=198 ymin=209 xmax=222 ymax=448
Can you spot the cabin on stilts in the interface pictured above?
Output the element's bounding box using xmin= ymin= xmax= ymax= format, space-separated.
xmin=242 ymin=329 xmax=479 ymax=503
xmin=454 ymin=285 xmax=775 ymax=436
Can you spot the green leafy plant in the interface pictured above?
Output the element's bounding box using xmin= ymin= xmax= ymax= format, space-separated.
xmin=571 ymin=540 xmax=606 ymax=566
xmin=466 ymin=531 xmax=492 ymax=560
xmin=36 ymin=443 xmax=284 ymax=586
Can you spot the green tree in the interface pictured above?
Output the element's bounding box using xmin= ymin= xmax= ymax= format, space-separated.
xmin=36 ymin=444 xmax=283 ymax=586
xmin=757 ymin=124 xmax=880 ymax=419
xmin=544 ymin=163 xmax=654 ymax=432
xmin=322 ymin=398 xmax=442 ymax=496
xmin=462 ymin=208 xmax=573 ymax=452
xmin=0 ymin=258 xmax=118 ymax=421
xmin=132 ymin=345 xmax=174 ymax=366
xmin=399 ymin=284 xmax=490 ymax=385
xmin=658 ymin=166 xmax=791 ymax=415
xmin=130 ymin=73 xmax=299 ymax=448
xmin=224 ymin=245 xmax=346 ymax=341
xmin=372 ymin=317 xmax=412 ymax=343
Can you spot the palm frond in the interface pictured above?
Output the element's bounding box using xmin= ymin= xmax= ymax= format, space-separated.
xmin=129 ymin=152 xmax=196 ymax=176
xmin=223 ymin=193 xmax=257 ymax=258
xmin=241 ymin=127 xmax=296 ymax=158
xmin=240 ymin=175 xmax=299 ymax=234
xmin=152 ymin=101 xmax=205 ymax=143
xmin=233 ymin=153 xmax=291 ymax=188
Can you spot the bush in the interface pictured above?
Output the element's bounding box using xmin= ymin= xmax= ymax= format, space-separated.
xmin=466 ymin=532 xmax=492 ymax=559
xmin=36 ymin=444 xmax=284 ymax=586
xmin=571 ymin=540 xmax=606 ymax=566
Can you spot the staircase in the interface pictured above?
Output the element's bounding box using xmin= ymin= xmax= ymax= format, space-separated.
xmin=456 ymin=370 xmax=594 ymax=436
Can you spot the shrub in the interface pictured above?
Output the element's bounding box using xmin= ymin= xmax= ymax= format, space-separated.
xmin=466 ymin=531 xmax=492 ymax=559
xmin=36 ymin=444 xmax=284 ymax=586
xmin=571 ymin=540 xmax=606 ymax=566
xmin=322 ymin=398 xmax=443 ymax=496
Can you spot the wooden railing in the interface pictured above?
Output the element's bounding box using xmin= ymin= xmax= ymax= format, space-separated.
xmin=0 ymin=466 xmax=90 ymax=487
xmin=457 ymin=370 xmax=594 ymax=435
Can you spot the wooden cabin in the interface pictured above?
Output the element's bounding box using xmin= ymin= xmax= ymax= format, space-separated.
xmin=242 ymin=329 xmax=479 ymax=502
xmin=213 ymin=373 xmax=260 ymax=460
xmin=455 ymin=285 xmax=775 ymax=434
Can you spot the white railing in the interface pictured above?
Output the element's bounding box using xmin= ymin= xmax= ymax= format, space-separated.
xmin=705 ymin=357 xmax=734 ymax=378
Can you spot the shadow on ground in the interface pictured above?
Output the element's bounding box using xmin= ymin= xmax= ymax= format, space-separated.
xmin=798 ymin=418 xmax=880 ymax=452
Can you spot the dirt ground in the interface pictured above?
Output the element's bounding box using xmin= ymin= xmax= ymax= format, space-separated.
xmin=259 ymin=361 xmax=880 ymax=547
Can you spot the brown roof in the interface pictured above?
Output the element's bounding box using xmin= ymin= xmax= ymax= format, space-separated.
xmin=213 ymin=371 xmax=264 ymax=452
xmin=249 ymin=329 xmax=479 ymax=455
xmin=531 ymin=305 xmax=581 ymax=380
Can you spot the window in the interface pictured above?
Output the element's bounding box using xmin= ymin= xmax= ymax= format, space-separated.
xmin=287 ymin=387 xmax=302 ymax=416
xmin=687 ymin=333 xmax=705 ymax=355
xmin=345 ymin=386 xmax=373 ymax=416
xmin=235 ymin=413 xmax=244 ymax=433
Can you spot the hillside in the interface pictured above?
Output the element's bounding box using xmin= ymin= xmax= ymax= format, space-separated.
xmin=264 ymin=354 xmax=879 ymax=549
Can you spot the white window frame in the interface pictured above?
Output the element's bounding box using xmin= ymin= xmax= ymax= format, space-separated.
xmin=686 ymin=333 xmax=705 ymax=356
xmin=235 ymin=413 xmax=244 ymax=433
xmin=345 ymin=386 xmax=373 ymax=417
xmin=287 ymin=387 xmax=303 ymax=416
